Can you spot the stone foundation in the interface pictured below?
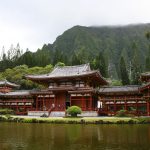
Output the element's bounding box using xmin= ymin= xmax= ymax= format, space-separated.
xmin=79 ymin=111 xmax=98 ymax=117
xmin=50 ymin=111 xmax=65 ymax=117
xmin=28 ymin=111 xmax=49 ymax=116
xmin=28 ymin=111 xmax=98 ymax=117
xmin=28 ymin=111 xmax=65 ymax=117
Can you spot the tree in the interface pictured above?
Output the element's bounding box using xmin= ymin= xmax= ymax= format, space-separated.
xmin=108 ymin=61 xmax=118 ymax=79
xmin=131 ymin=42 xmax=142 ymax=84
xmin=55 ymin=62 xmax=65 ymax=67
xmin=145 ymin=56 xmax=150 ymax=71
xmin=53 ymin=49 xmax=63 ymax=65
xmin=120 ymin=56 xmax=130 ymax=85
xmin=145 ymin=32 xmax=150 ymax=71
xmin=94 ymin=52 xmax=107 ymax=77
xmin=71 ymin=52 xmax=80 ymax=65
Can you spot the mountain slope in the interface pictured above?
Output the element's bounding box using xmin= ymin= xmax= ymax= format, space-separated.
xmin=1 ymin=23 xmax=150 ymax=80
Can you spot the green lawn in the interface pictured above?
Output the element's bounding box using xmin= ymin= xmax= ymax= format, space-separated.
xmin=1 ymin=115 xmax=150 ymax=124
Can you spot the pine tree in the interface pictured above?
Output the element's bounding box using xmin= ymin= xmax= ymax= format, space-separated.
xmin=108 ymin=62 xmax=118 ymax=80
xmin=1 ymin=46 xmax=6 ymax=61
xmin=145 ymin=32 xmax=150 ymax=71
xmin=95 ymin=52 xmax=107 ymax=77
xmin=120 ymin=56 xmax=130 ymax=85
xmin=71 ymin=52 xmax=80 ymax=65
xmin=145 ymin=57 xmax=150 ymax=71
xmin=131 ymin=42 xmax=142 ymax=84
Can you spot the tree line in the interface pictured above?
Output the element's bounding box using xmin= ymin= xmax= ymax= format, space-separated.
xmin=0 ymin=25 xmax=150 ymax=86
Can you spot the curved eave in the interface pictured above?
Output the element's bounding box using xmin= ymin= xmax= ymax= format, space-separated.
xmin=26 ymin=71 xmax=108 ymax=85
xmin=0 ymin=83 xmax=20 ymax=88
xmin=141 ymin=73 xmax=150 ymax=77
xmin=139 ymin=83 xmax=150 ymax=91
xmin=99 ymin=86 xmax=141 ymax=95
xmin=93 ymin=71 xmax=108 ymax=86
xmin=0 ymin=95 xmax=32 ymax=98
xmin=68 ymin=89 xmax=95 ymax=94
xmin=99 ymin=91 xmax=140 ymax=95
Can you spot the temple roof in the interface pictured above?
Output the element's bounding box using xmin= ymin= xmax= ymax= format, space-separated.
xmin=140 ymin=72 xmax=150 ymax=82
xmin=51 ymin=63 xmax=91 ymax=76
xmin=99 ymin=85 xmax=140 ymax=94
xmin=0 ymin=90 xmax=31 ymax=98
xmin=0 ymin=80 xmax=20 ymax=88
xmin=27 ymin=64 xmax=91 ymax=79
xmin=26 ymin=64 xmax=108 ymax=85
xmin=139 ymin=82 xmax=150 ymax=91
xmin=141 ymin=72 xmax=150 ymax=77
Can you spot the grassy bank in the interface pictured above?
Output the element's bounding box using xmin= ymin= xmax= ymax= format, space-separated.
xmin=0 ymin=115 xmax=150 ymax=124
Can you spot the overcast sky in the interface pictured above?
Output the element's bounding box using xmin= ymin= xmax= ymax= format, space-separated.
xmin=0 ymin=0 xmax=150 ymax=52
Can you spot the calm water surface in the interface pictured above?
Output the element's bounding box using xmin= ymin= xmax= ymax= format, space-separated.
xmin=0 ymin=123 xmax=150 ymax=150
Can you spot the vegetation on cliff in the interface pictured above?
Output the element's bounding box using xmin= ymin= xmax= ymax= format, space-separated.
xmin=0 ymin=24 xmax=150 ymax=86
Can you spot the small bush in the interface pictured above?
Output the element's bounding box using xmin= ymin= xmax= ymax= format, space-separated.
xmin=138 ymin=117 xmax=150 ymax=124
xmin=0 ymin=116 xmax=7 ymax=121
xmin=128 ymin=119 xmax=136 ymax=124
xmin=66 ymin=106 xmax=82 ymax=117
xmin=95 ymin=120 xmax=104 ymax=124
xmin=115 ymin=110 xmax=128 ymax=117
xmin=116 ymin=120 xmax=126 ymax=124
xmin=0 ymin=108 xmax=14 ymax=115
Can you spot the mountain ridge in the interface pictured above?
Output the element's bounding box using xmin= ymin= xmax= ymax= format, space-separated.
xmin=1 ymin=23 xmax=150 ymax=81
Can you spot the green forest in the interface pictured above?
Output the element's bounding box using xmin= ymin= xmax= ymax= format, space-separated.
xmin=0 ymin=23 xmax=150 ymax=88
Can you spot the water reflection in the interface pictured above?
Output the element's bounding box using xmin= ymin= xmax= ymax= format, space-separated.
xmin=0 ymin=123 xmax=150 ymax=150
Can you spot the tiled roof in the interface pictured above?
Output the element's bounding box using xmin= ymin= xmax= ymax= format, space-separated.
xmin=26 ymin=63 xmax=91 ymax=79
xmin=0 ymin=80 xmax=20 ymax=88
xmin=139 ymin=82 xmax=150 ymax=91
xmin=141 ymin=72 xmax=150 ymax=77
xmin=26 ymin=63 xmax=108 ymax=85
xmin=51 ymin=63 xmax=91 ymax=77
xmin=99 ymin=85 xmax=140 ymax=94
xmin=0 ymin=90 xmax=31 ymax=97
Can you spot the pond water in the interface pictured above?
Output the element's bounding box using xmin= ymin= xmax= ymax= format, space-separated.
xmin=0 ymin=123 xmax=150 ymax=150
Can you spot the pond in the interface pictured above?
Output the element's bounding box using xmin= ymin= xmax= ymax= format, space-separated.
xmin=0 ymin=123 xmax=150 ymax=150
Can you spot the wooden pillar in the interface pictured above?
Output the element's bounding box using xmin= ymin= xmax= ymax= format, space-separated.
xmin=114 ymin=96 xmax=116 ymax=114
xmin=70 ymin=94 xmax=72 ymax=107
xmin=36 ymin=96 xmax=38 ymax=111
xmin=136 ymin=100 xmax=138 ymax=115
xmin=42 ymin=96 xmax=44 ymax=111
xmin=90 ymin=94 xmax=92 ymax=111
xmin=82 ymin=94 xmax=84 ymax=110
xmin=24 ymin=98 xmax=25 ymax=113
xmin=147 ymin=101 xmax=150 ymax=116
xmin=16 ymin=102 xmax=18 ymax=114
xmin=54 ymin=94 xmax=56 ymax=111
xmin=125 ymin=96 xmax=127 ymax=110
xmin=89 ymin=94 xmax=91 ymax=111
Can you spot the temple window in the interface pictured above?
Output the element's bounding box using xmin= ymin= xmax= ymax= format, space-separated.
xmin=59 ymin=81 xmax=72 ymax=87
xmin=75 ymin=81 xmax=85 ymax=87
xmin=49 ymin=82 xmax=57 ymax=88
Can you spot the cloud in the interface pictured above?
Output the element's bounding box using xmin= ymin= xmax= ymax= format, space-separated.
xmin=0 ymin=0 xmax=150 ymax=52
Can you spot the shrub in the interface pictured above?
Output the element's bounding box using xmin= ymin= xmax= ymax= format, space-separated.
xmin=115 ymin=110 xmax=128 ymax=117
xmin=0 ymin=108 xmax=14 ymax=115
xmin=138 ymin=117 xmax=150 ymax=124
xmin=66 ymin=106 xmax=82 ymax=117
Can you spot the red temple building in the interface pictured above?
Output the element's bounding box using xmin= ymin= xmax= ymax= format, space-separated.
xmin=0 ymin=64 xmax=150 ymax=117
xmin=98 ymin=86 xmax=146 ymax=116
xmin=0 ymin=80 xmax=33 ymax=115
xmin=98 ymin=72 xmax=150 ymax=116
xmin=0 ymin=80 xmax=19 ymax=93
xmin=139 ymin=73 xmax=150 ymax=116
xmin=26 ymin=63 xmax=107 ymax=116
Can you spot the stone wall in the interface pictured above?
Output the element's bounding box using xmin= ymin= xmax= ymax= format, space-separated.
xmin=28 ymin=111 xmax=98 ymax=117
